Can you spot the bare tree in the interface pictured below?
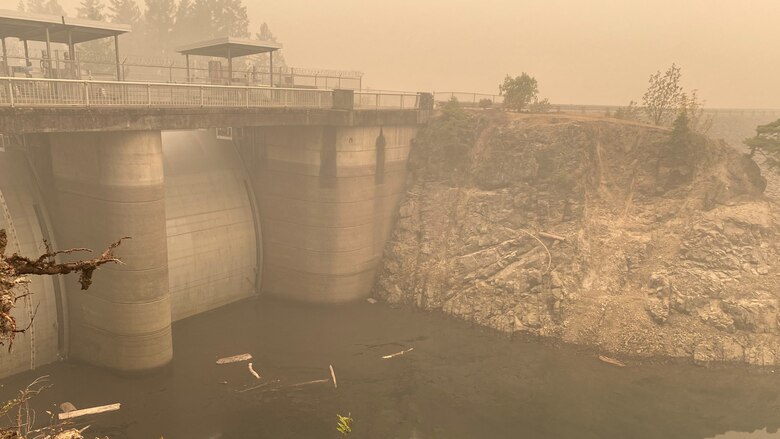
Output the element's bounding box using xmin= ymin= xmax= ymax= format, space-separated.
xmin=642 ymin=63 xmax=685 ymax=125
xmin=0 ymin=229 xmax=128 ymax=351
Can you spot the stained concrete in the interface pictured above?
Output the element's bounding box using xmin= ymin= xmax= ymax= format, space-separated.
xmin=49 ymin=130 xmax=172 ymax=373
xmin=0 ymin=147 xmax=61 ymax=378
xmin=241 ymin=124 xmax=418 ymax=303
xmin=162 ymin=130 xmax=260 ymax=321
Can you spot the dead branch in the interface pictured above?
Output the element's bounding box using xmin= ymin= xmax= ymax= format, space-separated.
xmin=538 ymin=231 xmax=566 ymax=242
xmin=8 ymin=236 xmax=130 ymax=290
xmin=0 ymin=230 xmax=130 ymax=351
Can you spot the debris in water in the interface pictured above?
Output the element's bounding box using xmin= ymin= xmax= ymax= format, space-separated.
xmin=58 ymin=403 xmax=121 ymax=420
xmin=382 ymin=347 xmax=414 ymax=359
xmin=538 ymin=231 xmax=566 ymax=242
xmin=598 ymin=355 xmax=626 ymax=367
xmin=248 ymin=362 xmax=261 ymax=379
xmin=366 ymin=298 xmax=378 ymax=304
xmin=216 ymin=353 xmax=252 ymax=364
xmin=218 ymin=381 xmax=228 ymax=385
xmin=59 ymin=402 xmax=77 ymax=413
xmin=329 ymin=364 xmax=338 ymax=389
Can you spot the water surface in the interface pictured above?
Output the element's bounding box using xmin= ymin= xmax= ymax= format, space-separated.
xmin=1 ymin=298 xmax=779 ymax=438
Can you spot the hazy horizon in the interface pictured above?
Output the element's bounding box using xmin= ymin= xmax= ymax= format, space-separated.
xmin=13 ymin=0 xmax=780 ymax=108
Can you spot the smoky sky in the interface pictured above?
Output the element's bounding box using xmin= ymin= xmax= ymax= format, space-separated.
xmin=43 ymin=0 xmax=780 ymax=108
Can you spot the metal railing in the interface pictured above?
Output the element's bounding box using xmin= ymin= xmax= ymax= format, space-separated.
xmin=0 ymin=77 xmax=425 ymax=111
xmin=433 ymin=91 xmax=504 ymax=107
xmin=0 ymin=77 xmax=334 ymax=108
xmin=354 ymin=91 xmax=420 ymax=109
xmin=1 ymin=49 xmax=363 ymax=89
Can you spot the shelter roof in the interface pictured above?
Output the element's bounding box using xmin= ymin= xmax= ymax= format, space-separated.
xmin=0 ymin=9 xmax=130 ymax=44
xmin=176 ymin=36 xmax=282 ymax=58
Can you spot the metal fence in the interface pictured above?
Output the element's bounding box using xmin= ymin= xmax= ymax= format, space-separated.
xmin=1 ymin=49 xmax=363 ymax=90
xmin=0 ymin=77 xmax=334 ymax=108
xmin=0 ymin=78 xmax=427 ymax=111
xmin=433 ymin=91 xmax=503 ymax=107
xmin=354 ymin=91 xmax=420 ymax=109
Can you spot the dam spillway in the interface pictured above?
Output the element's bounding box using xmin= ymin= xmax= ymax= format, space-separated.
xmin=0 ymin=101 xmax=426 ymax=377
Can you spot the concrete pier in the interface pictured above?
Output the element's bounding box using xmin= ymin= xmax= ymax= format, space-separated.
xmin=49 ymin=131 xmax=172 ymax=373
xmin=242 ymin=124 xmax=417 ymax=303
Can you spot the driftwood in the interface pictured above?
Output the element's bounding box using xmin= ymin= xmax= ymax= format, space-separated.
xmin=538 ymin=231 xmax=566 ymax=242
xmin=248 ymin=362 xmax=261 ymax=379
xmin=329 ymin=365 xmax=338 ymax=389
xmin=382 ymin=347 xmax=414 ymax=359
xmin=58 ymin=403 xmax=120 ymax=420
xmin=0 ymin=229 xmax=129 ymax=350
xmin=216 ymin=353 xmax=252 ymax=364
xmin=236 ymin=379 xmax=280 ymax=393
xmin=598 ymin=355 xmax=626 ymax=367
xmin=6 ymin=234 xmax=130 ymax=290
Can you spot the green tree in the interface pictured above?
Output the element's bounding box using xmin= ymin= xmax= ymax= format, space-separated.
xmin=642 ymin=63 xmax=684 ymax=125
xmin=252 ymin=22 xmax=286 ymax=69
xmin=143 ymin=0 xmax=176 ymax=55
xmin=745 ymin=119 xmax=780 ymax=169
xmin=77 ymin=0 xmax=106 ymax=20
xmin=613 ymin=100 xmax=640 ymax=121
xmin=108 ymin=0 xmax=141 ymax=25
xmin=213 ymin=0 xmax=249 ymax=37
xmin=19 ymin=0 xmax=65 ymax=14
xmin=499 ymin=73 xmax=538 ymax=111
xmin=669 ymin=109 xmax=692 ymax=148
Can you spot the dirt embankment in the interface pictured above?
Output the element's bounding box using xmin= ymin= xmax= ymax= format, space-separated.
xmin=374 ymin=111 xmax=780 ymax=366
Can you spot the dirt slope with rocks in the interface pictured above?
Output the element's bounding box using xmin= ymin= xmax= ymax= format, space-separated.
xmin=374 ymin=111 xmax=780 ymax=366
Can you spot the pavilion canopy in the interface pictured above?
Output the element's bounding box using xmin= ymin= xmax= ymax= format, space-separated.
xmin=176 ymin=37 xmax=282 ymax=58
xmin=0 ymin=9 xmax=130 ymax=44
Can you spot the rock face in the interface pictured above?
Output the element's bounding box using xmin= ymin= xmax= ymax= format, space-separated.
xmin=374 ymin=112 xmax=780 ymax=366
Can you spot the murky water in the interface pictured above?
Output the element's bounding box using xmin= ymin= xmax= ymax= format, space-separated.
xmin=1 ymin=297 xmax=779 ymax=439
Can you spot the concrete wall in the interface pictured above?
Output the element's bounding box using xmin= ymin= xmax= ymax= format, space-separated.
xmin=49 ymin=131 xmax=172 ymax=373
xmin=0 ymin=147 xmax=61 ymax=378
xmin=241 ymin=124 xmax=417 ymax=303
xmin=162 ymin=130 xmax=259 ymax=321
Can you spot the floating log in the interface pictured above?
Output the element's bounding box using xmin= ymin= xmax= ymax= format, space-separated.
xmin=58 ymin=403 xmax=120 ymax=420
xmin=216 ymin=353 xmax=252 ymax=364
xmin=329 ymin=364 xmax=338 ymax=389
xmin=248 ymin=362 xmax=261 ymax=379
xmin=598 ymin=355 xmax=626 ymax=367
xmin=538 ymin=232 xmax=566 ymax=242
xmin=382 ymin=347 xmax=414 ymax=359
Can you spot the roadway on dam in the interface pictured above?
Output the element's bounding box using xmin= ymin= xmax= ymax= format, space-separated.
xmin=0 ymin=297 xmax=778 ymax=439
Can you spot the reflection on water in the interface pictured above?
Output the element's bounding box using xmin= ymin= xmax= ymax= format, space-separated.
xmin=1 ymin=297 xmax=779 ymax=438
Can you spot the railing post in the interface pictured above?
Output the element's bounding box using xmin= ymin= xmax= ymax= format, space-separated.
xmin=246 ymin=87 xmax=250 ymax=108
xmin=199 ymin=86 xmax=204 ymax=107
xmin=332 ymin=89 xmax=354 ymax=110
xmin=147 ymin=83 xmax=151 ymax=107
xmin=83 ymin=81 xmax=89 ymax=107
xmin=6 ymin=80 xmax=14 ymax=108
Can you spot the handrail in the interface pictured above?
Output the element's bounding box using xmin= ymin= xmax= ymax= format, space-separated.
xmin=0 ymin=77 xmax=422 ymax=110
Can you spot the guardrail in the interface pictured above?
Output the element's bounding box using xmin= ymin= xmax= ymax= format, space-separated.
xmin=2 ymin=50 xmax=363 ymax=89
xmin=0 ymin=77 xmax=426 ymax=111
xmin=354 ymin=91 xmax=420 ymax=109
xmin=0 ymin=77 xmax=335 ymax=108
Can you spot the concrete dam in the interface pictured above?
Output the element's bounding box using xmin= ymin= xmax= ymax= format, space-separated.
xmin=0 ymin=92 xmax=429 ymax=378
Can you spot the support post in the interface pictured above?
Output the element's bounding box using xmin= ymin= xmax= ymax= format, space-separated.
xmin=227 ymin=48 xmax=232 ymax=85
xmin=185 ymin=54 xmax=190 ymax=82
xmin=67 ymin=30 xmax=75 ymax=78
xmin=114 ymin=35 xmax=121 ymax=81
xmin=269 ymin=50 xmax=274 ymax=87
xmin=45 ymin=27 xmax=52 ymax=78
xmin=1 ymin=38 xmax=8 ymax=77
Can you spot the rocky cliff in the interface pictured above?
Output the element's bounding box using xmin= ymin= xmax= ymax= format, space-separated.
xmin=374 ymin=110 xmax=780 ymax=366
